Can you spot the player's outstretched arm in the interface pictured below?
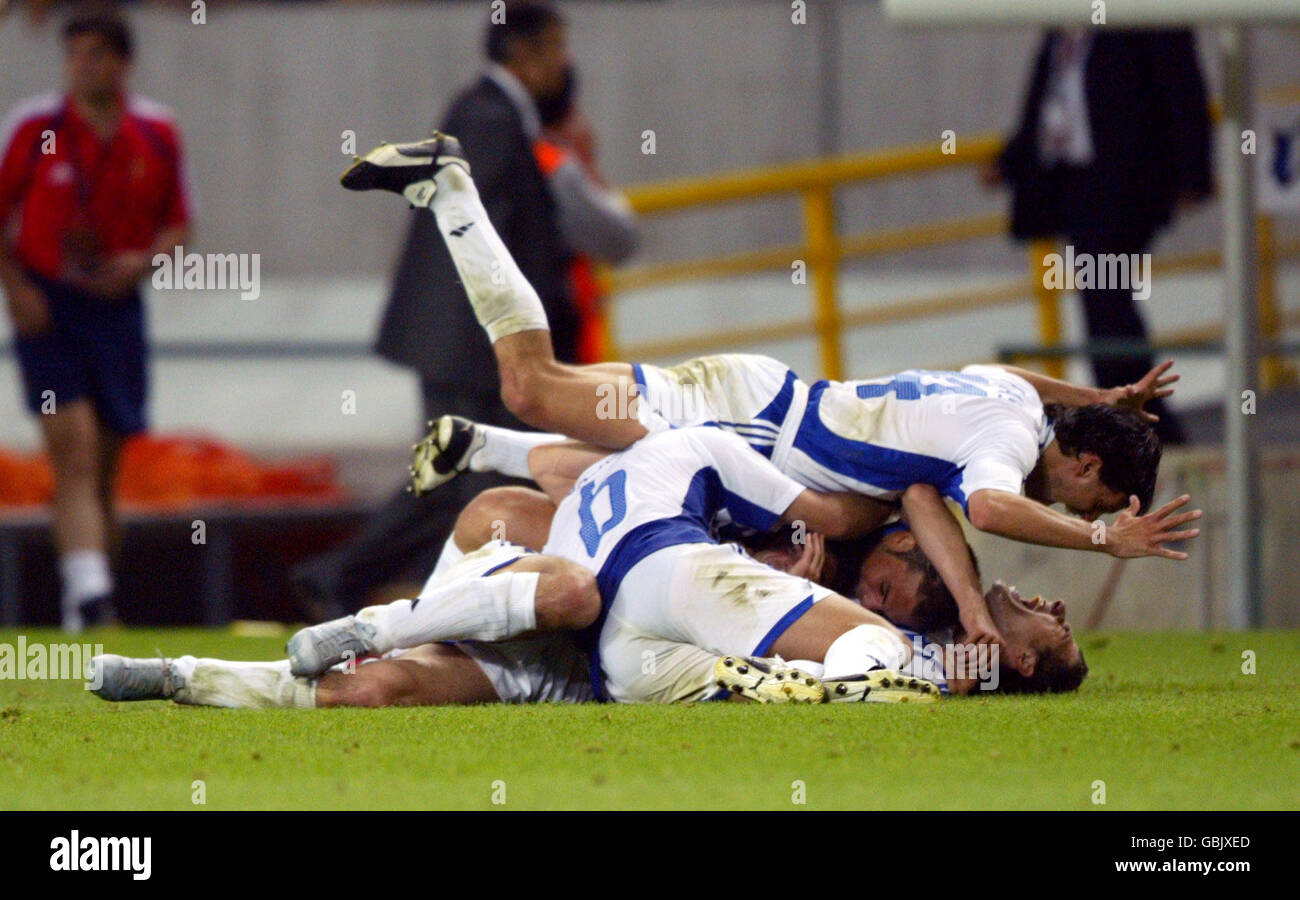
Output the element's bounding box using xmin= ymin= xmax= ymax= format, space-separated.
xmin=997 ymin=360 xmax=1179 ymax=423
xmin=900 ymin=484 xmax=1002 ymax=648
xmin=967 ymin=488 xmax=1202 ymax=558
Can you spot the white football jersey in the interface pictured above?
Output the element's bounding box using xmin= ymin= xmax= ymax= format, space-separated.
xmin=782 ymin=365 xmax=1053 ymax=511
xmin=542 ymin=426 xmax=806 ymax=596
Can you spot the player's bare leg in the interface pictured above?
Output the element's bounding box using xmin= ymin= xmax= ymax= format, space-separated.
xmin=315 ymin=644 xmax=499 ymax=707
xmin=492 ymin=332 xmax=650 ymax=449
xmin=769 ymin=594 xmax=910 ymax=667
xmin=452 ymin=486 xmax=556 ymax=552
xmin=343 ymin=136 xmax=651 ymax=455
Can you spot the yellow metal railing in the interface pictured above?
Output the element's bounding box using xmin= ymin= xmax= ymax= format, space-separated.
xmin=604 ymin=130 xmax=1297 ymax=386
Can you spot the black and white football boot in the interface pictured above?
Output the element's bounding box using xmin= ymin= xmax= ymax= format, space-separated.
xmin=409 ymin=414 xmax=484 ymax=496
xmin=339 ymin=131 xmax=470 ymax=208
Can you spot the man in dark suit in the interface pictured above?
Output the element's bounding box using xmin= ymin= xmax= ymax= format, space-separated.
xmin=987 ymin=29 xmax=1212 ymax=445
xmin=291 ymin=2 xmax=581 ymax=616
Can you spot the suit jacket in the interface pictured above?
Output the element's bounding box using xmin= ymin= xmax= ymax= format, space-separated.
xmin=998 ymin=30 xmax=1212 ymax=240
xmin=375 ymin=77 xmax=577 ymax=391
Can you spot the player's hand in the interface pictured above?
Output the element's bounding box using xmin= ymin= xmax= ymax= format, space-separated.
xmin=788 ymin=531 xmax=826 ymax=584
xmin=1110 ymin=360 xmax=1179 ymax=423
xmin=4 ymin=280 xmax=51 ymax=337
xmin=75 ymin=252 xmax=151 ymax=300
xmin=1106 ymin=494 xmax=1202 ymax=559
xmin=959 ymin=601 xmax=1004 ymax=652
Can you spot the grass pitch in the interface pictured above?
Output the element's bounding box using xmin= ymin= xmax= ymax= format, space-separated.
xmin=0 ymin=627 xmax=1296 ymax=810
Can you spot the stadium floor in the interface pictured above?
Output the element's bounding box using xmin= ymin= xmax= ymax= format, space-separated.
xmin=1 ymin=628 xmax=1296 ymax=810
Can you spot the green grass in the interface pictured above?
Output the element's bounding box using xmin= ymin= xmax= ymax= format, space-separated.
xmin=0 ymin=628 xmax=1296 ymax=810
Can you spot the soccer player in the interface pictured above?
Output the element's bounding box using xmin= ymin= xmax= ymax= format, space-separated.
xmin=338 ymin=133 xmax=1200 ymax=650
xmin=90 ymin=475 xmax=1082 ymax=708
xmin=286 ymin=426 xmax=927 ymax=699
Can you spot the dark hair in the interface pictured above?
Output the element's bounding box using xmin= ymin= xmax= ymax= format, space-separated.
xmin=886 ymin=539 xmax=981 ymax=635
xmin=64 ymin=7 xmax=134 ymax=59
xmin=827 ymin=528 xmax=980 ymax=635
xmin=1046 ymin=403 xmax=1161 ymax=513
xmin=485 ymin=1 xmax=564 ymax=64
xmin=997 ymin=646 xmax=1089 ymax=694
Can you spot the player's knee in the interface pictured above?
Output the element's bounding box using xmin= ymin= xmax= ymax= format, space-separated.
xmin=536 ymin=562 xmax=600 ymax=630
xmin=454 ymin=487 xmax=524 ymax=548
xmin=499 ymin=364 xmax=545 ymax=425
xmin=500 ymin=358 xmax=569 ymax=427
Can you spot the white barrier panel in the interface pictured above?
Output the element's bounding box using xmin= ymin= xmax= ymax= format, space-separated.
xmin=884 ymin=0 xmax=1300 ymax=26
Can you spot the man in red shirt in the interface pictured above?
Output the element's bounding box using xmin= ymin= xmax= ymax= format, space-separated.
xmin=0 ymin=10 xmax=191 ymax=631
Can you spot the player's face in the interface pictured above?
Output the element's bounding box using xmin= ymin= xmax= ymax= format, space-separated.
xmin=854 ymin=546 xmax=925 ymax=629
xmin=984 ymin=581 xmax=1081 ymax=677
xmin=65 ymin=34 xmax=129 ymax=104
xmin=1049 ymin=454 xmax=1127 ymax=521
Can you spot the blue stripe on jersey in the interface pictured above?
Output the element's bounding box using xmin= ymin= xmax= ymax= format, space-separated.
xmin=631 ymin=363 xmax=648 ymax=394
xmin=754 ymin=368 xmax=798 ymax=430
xmin=710 ymin=423 xmax=775 ymax=459
xmin=714 ymin=419 xmax=780 ymax=435
xmin=795 ymin=381 xmax=969 ymax=511
xmin=582 ymin=462 xmax=792 ymax=701
xmin=752 ymin=595 xmax=814 ymax=657
xmin=482 ymin=556 xmax=524 ymax=576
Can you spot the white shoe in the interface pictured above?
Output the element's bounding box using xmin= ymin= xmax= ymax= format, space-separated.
xmin=822 ymin=669 xmax=941 ymax=704
xmin=713 ymin=655 xmax=826 ymax=704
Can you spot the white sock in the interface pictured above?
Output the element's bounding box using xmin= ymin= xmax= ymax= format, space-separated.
xmin=171 ymin=656 xmax=316 ymax=709
xmin=469 ymin=425 xmax=565 ymax=477
xmin=822 ymin=625 xmax=911 ymax=680
xmin=431 ymin=164 xmax=550 ymax=342
xmin=60 ymin=550 xmax=112 ymax=607
xmin=427 ymin=533 xmax=466 ymax=584
xmin=357 ymin=571 xmax=539 ymax=651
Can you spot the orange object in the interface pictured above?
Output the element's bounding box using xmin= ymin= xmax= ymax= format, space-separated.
xmin=0 ymin=433 xmax=345 ymax=510
xmin=0 ymin=449 xmax=54 ymax=506
xmin=569 ymin=255 xmax=609 ymax=364
xmin=533 ymin=138 xmax=570 ymax=177
xmin=533 ymin=138 xmax=611 ymax=364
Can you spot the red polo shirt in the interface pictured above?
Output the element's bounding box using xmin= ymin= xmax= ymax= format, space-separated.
xmin=0 ymin=92 xmax=191 ymax=283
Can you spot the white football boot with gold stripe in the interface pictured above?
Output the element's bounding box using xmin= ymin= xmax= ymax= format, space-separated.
xmin=713 ymin=656 xmax=826 ymax=704
xmin=822 ymin=669 xmax=941 ymax=704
